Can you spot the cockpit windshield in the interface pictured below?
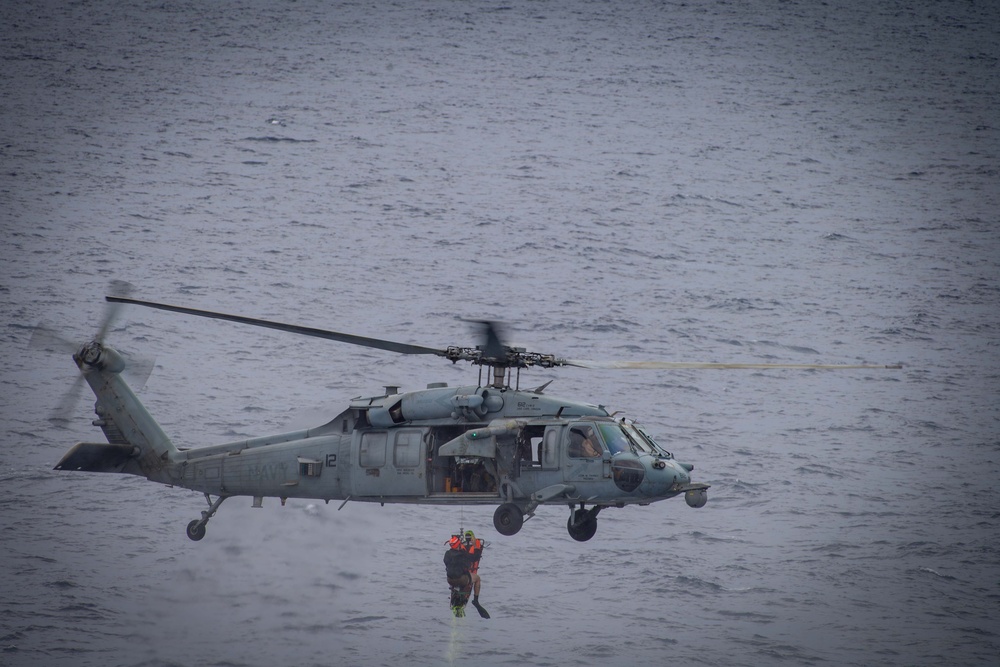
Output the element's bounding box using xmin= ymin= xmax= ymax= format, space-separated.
xmin=597 ymin=423 xmax=632 ymax=455
xmin=594 ymin=421 xmax=673 ymax=457
xmin=619 ymin=423 xmax=654 ymax=454
xmin=628 ymin=423 xmax=672 ymax=458
xmin=594 ymin=422 xmax=652 ymax=456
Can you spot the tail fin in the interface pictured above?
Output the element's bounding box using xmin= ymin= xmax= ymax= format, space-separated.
xmin=53 ymin=342 xmax=178 ymax=483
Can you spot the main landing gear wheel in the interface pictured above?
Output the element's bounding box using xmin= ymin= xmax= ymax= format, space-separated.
xmin=567 ymin=507 xmax=599 ymax=542
xmin=493 ymin=502 xmax=524 ymax=536
xmin=186 ymin=519 xmax=207 ymax=541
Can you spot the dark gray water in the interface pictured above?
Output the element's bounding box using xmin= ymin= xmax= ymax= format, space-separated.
xmin=2 ymin=1 xmax=998 ymax=665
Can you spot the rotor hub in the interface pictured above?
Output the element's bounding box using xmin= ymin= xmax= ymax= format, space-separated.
xmin=80 ymin=341 xmax=103 ymax=366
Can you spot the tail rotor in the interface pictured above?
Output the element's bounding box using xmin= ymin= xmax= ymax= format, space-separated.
xmin=29 ymin=281 xmax=153 ymax=423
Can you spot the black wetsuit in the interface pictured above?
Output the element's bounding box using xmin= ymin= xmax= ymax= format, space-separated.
xmin=444 ymin=548 xmax=475 ymax=590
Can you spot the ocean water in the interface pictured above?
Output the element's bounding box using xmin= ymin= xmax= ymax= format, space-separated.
xmin=1 ymin=1 xmax=998 ymax=665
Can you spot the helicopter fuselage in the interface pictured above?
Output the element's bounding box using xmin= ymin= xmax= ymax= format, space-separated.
xmin=55 ymin=348 xmax=708 ymax=542
xmin=174 ymin=384 xmax=697 ymax=507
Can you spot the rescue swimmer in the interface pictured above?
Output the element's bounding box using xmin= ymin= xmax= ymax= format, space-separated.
xmin=443 ymin=530 xmax=490 ymax=619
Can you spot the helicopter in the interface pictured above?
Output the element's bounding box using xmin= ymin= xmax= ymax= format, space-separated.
xmin=44 ymin=288 xmax=900 ymax=542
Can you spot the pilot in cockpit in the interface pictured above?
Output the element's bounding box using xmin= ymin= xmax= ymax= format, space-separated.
xmin=569 ymin=426 xmax=601 ymax=458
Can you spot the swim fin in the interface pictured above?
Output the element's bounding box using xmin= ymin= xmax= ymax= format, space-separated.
xmin=472 ymin=599 xmax=490 ymax=619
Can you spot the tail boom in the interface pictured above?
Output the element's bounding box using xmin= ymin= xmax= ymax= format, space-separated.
xmin=54 ymin=343 xmax=179 ymax=484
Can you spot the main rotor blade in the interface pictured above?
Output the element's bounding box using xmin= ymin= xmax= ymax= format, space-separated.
xmin=564 ymin=360 xmax=903 ymax=370
xmin=472 ymin=320 xmax=507 ymax=360
xmin=106 ymin=296 xmax=448 ymax=357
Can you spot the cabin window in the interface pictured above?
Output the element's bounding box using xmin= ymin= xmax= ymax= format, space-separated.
xmin=543 ymin=429 xmax=559 ymax=468
xmin=394 ymin=430 xmax=422 ymax=468
xmin=360 ymin=432 xmax=387 ymax=468
xmin=519 ymin=425 xmax=545 ymax=467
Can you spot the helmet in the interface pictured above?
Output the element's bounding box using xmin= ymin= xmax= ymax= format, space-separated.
xmin=463 ymin=530 xmax=475 ymax=544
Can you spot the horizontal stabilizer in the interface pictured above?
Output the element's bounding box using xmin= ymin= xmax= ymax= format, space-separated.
xmin=54 ymin=442 xmax=137 ymax=472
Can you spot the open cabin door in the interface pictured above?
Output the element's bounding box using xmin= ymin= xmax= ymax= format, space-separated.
xmin=431 ymin=424 xmax=498 ymax=496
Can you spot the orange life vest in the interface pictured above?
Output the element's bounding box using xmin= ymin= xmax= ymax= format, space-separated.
xmin=447 ymin=536 xmax=484 ymax=574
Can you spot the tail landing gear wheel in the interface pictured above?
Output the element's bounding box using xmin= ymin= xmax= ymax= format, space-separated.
xmin=567 ymin=508 xmax=598 ymax=542
xmin=186 ymin=520 xmax=206 ymax=541
xmin=186 ymin=493 xmax=228 ymax=541
xmin=493 ymin=502 xmax=524 ymax=536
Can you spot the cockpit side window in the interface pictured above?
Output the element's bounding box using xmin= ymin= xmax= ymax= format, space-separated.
xmin=567 ymin=424 xmax=602 ymax=458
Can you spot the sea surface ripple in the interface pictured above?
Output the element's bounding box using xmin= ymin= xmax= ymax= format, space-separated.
xmin=1 ymin=1 xmax=998 ymax=666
